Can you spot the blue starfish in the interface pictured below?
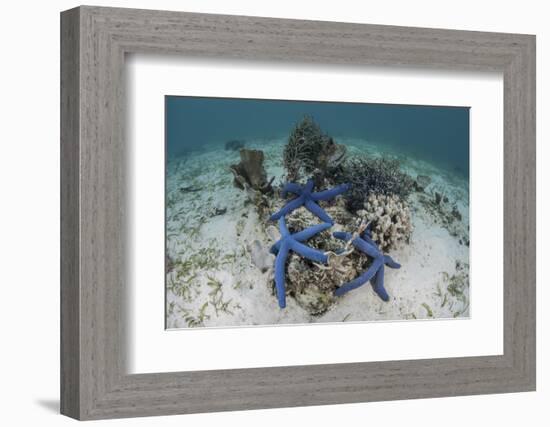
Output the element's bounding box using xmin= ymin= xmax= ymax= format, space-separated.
xmin=270 ymin=179 xmax=350 ymax=224
xmin=270 ymin=217 xmax=331 ymax=308
xmin=333 ymin=228 xmax=401 ymax=301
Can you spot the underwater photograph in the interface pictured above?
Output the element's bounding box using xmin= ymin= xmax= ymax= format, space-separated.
xmin=165 ymin=96 xmax=470 ymax=329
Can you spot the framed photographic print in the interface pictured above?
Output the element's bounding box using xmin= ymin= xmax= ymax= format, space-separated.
xmin=164 ymin=97 xmax=471 ymax=328
xmin=61 ymin=6 xmax=536 ymax=420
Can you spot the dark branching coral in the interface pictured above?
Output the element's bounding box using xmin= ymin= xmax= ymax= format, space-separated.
xmin=332 ymin=156 xmax=415 ymax=212
xmin=283 ymin=116 xmax=346 ymax=182
xmin=283 ymin=116 xmax=324 ymax=179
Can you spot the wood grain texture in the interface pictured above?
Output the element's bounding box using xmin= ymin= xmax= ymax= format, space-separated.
xmin=60 ymin=5 xmax=536 ymax=420
xmin=60 ymin=7 xmax=80 ymax=419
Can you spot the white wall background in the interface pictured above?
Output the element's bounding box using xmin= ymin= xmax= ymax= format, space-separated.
xmin=0 ymin=0 xmax=546 ymax=425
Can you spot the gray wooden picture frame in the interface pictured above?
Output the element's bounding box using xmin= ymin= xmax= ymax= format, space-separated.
xmin=60 ymin=5 xmax=536 ymax=421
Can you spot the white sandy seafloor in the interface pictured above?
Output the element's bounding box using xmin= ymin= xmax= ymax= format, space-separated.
xmin=165 ymin=138 xmax=470 ymax=329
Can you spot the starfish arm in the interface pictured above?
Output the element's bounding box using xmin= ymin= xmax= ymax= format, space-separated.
xmin=289 ymin=240 xmax=328 ymax=264
xmin=354 ymin=238 xmax=381 ymax=258
xmin=277 ymin=217 xmax=290 ymax=237
xmin=270 ymin=196 xmax=305 ymax=221
xmin=270 ymin=239 xmax=282 ymax=255
xmin=371 ymin=266 xmax=390 ymax=301
xmin=274 ymin=243 xmax=290 ymax=308
xmin=281 ymin=182 xmax=303 ymax=198
xmin=383 ymin=255 xmax=401 ymax=269
xmin=311 ymin=183 xmax=350 ymax=201
xmin=292 ymin=222 xmax=332 ymax=242
xmin=334 ymin=258 xmax=383 ymax=296
xmin=361 ymin=231 xmax=377 ymax=246
xmin=270 ymin=218 xmax=292 ymax=254
xmin=305 ymin=179 xmax=315 ymax=193
xmin=304 ymin=199 xmax=334 ymax=223
xmin=333 ymin=231 xmax=353 ymax=242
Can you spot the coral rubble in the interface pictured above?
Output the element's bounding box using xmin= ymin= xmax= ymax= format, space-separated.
xmin=440 ymin=260 xmax=470 ymax=317
xmin=414 ymin=174 xmax=432 ymax=192
xmin=333 ymin=226 xmax=401 ymax=301
xmin=282 ymin=209 xmax=364 ymax=315
xmin=417 ymin=190 xmax=469 ymax=246
xmin=270 ymin=217 xmax=331 ymax=308
xmin=286 ymin=250 xmax=357 ymax=315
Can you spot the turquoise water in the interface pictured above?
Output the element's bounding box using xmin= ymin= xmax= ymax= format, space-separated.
xmin=166 ymin=96 xmax=470 ymax=178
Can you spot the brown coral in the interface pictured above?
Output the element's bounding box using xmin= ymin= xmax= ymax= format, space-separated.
xmin=229 ymin=148 xmax=273 ymax=193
